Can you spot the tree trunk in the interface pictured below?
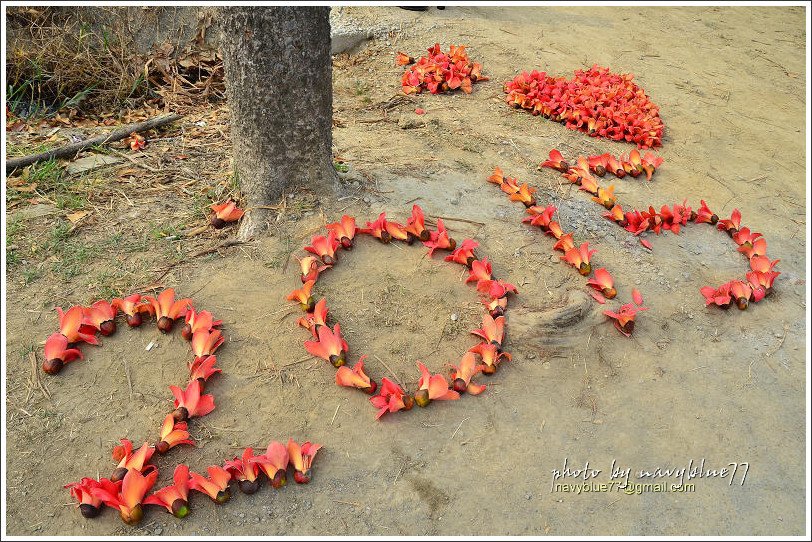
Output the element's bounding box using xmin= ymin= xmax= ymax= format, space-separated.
xmin=220 ymin=7 xmax=336 ymax=239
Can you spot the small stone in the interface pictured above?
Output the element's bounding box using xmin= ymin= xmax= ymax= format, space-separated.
xmin=526 ymin=352 xmax=536 ymax=360
xmin=363 ymin=197 xmax=371 ymax=204
xmin=154 ymin=527 xmax=163 ymax=535
xmin=525 ymin=493 xmax=532 ymax=500
xmin=239 ymin=512 xmax=245 ymax=519
xmin=450 ymin=313 xmax=458 ymax=322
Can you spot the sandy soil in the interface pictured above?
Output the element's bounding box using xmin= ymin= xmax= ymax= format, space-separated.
xmin=4 ymin=5 xmax=807 ymax=536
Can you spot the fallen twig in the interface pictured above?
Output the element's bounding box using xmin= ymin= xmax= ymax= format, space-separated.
xmin=6 ymin=113 xmax=182 ymax=171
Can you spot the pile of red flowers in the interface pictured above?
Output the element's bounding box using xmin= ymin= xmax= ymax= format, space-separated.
xmin=487 ymin=167 xmax=646 ymax=336
xmin=539 ymin=149 xmax=780 ymax=310
xmin=504 ymin=65 xmax=664 ymax=148
xmin=287 ymin=205 xmax=516 ymax=418
xmin=398 ymin=43 xmax=488 ymax=95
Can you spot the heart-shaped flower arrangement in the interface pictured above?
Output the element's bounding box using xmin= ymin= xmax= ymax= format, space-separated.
xmin=42 ymin=291 xmax=322 ymax=525
xmin=287 ymin=204 xmax=517 ymax=419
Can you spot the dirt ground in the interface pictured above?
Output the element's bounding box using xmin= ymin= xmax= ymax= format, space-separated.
xmin=4 ymin=5 xmax=807 ymax=536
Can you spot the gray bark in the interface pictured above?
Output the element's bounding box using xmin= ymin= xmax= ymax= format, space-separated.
xmin=219 ymin=7 xmax=336 ymax=239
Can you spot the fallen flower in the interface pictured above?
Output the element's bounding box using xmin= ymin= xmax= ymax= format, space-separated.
xmin=182 ymin=309 xmax=222 ymax=341
xmin=287 ymin=279 xmax=316 ymax=312
xmin=43 ymin=332 xmax=83 ymax=375
xmin=91 ymin=468 xmax=157 ymax=525
xmin=156 ymin=414 xmax=194 ymax=454
xmin=83 ymin=300 xmax=118 ymax=336
xmin=561 ymin=242 xmax=597 ymax=276
xmin=297 ymin=297 xmax=329 ymax=338
xmin=112 ymin=294 xmax=154 ymax=327
xmin=449 ymin=352 xmax=486 ymax=395
xmin=111 ymin=439 xmax=155 ymax=482
xmin=225 ymin=448 xmax=262 ymax=494
xmin=189 ymin=355 xmax=222 ymax=387
xmin=540 ymin=149 xmax=570 ymax=173
xmin=191 ymin=329 xmax=225 ymax=359
xmin=423 ymin=218 xmax=456 ymax=256
xmin=586 ymin=268 xmax=617 ymax=299
xmin=326 ymin=215 xmax=358 ymax=249
xmin=468 ymin=342 xmax=511 ymax=375
xmin=143 ymin=464 xmax=191 ymax=518
xmin=603 ymin=303 xmax=648 ymax=337
xmin=335 ymin=355 xmax=378 ymax=394
xmin=305 ymin=231 xmax=340 ymax=266
xmin=415 ymin=361 xmax=460 ymax=406
xmin=210 ymin=200 xmax=244 ymax=228
xmin=287 ymin=439 xmax=322 ymax=484
xmin=56 ymin=305 xmax=98 ymax=345
xmin=65 ymin=477 xmax=116 ymax=518
xmin=445 ymin=238 xmax=479 ymax=267
xmin=144 ymin=288 xmax=191 ymax=333
xmin=189 ymin=466 xmax=231 ymax=504
xmin=471 ymin=313 xmax=505 ymax=348
xmin=370 ymin=377 xmax=413 ymax=419
xmin=405 ymin=204 xmax=431 ymax=243
xmin=170 ymin=379 xmax=215 ymax=422
xmin=304 ymin=323 xmax=349 ymax=367
xmin=251 ymin=441 xmax=290 ymax=489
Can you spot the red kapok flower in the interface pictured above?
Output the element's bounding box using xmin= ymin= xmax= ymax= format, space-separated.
xmin=370 ymin=377 xmax=413 ymax=419
xmin=91 ymin=468 xmax=157 ymax=525
xmin=335 ymin=355 xmax=377 ymax=394
xmin=287 ymin=439 xmax=322 ymax=484
xmin=476 ymin=278 xmax=518 ymax=301
xmin=297 ymin=297 xmax=329 ymax=338
xmin=586 ymin=268 xmax=617 ymax=299
xmin=182 ymin=309 xmax=223 ymax=341
xmin=144 ymin=288 xmax=191 ymax=333
xmin=189 ymin=355 xmax=221 ymax=387
xmin=326 ymin=214 xmax=358 ymax=249
xmin=189 ymin=466 xmax=231 ymax=504
xmin=749 ymin=255 xmax=780 ymax=273
xmin=592 ymin=185 xmax=616 ymax=210
xmin=191 ymin=329 xmax=224 ymax=359
xmin=251 ymin=441 xmax=290 ymax=489
xmin=305 ymin=230 xmax=340 ymax=266
xmin=466 ymin=258 xmax=493 ymax=284
xmin=471 ymin=313 xmax=505 ymax=347
xmin=156 ymin=414 xmax=194 ymax=454
xmin=144 ymin=464 xmax=191 ymax=518
xmin=562 ymin=242 xmax=597 ymax=276
xmin=298 ymin=255 xmax=329 ymax=284
xmin=445 ymin=238 xmax=479 ymax=267
xmin=65 ymin=477 xmax=115 ymax=518
xmin=415 ymin=361 xmax=460 ymax=406
xmin=210 ymin=200 xmax=244 ymax=228
xmin=540 ymin=149 xmax=570 ymax=172
xmin=224 ymin=447 xmax=262 ymax=494
xmin=304 ymin=322 xmax=349 ymax=367
xmin=287 ymin=279 xmax=316 ymax=312
xmin=423 ymin=218 xmax=456 ymax=256
xmin=717 ymin=208 xmax=742 ymax=235
xmin=603 ymin=303 xmax=648 ymax=337
xmin=449 ymin=352 xmax=486 ymax=395
xmin=729 ymin=280 xmax=753 ymax=310
xmin=112 ymin=293 xmax=154 ymax=327
xmin=83 ymin=300 xmax=118 ymax=336
xmin=469 ymin=342 xmax=511 ymax=375
xmin=111 ymin=439 xmax=155 ymax=482
xmin=694 ymin=200 xmax=718 ymax=225
xmin=395 ymin=51 xmax=414 ymax=66
xmin=700 ymin=283 xmax=733 ymax=309
xmin=56 ymin=305 xmax=98 ymax=345
xmin=170 ymin=379 xmax=215 ymax=422
xmin=42 ymin=332 xmax=83 ymax=375
xmin=405 ymin=204 xmax=430 ymax=243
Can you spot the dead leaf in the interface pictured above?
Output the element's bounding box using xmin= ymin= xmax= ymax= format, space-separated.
xmin=13 ymin=183 xmax=38 ymax=193
xmin=66 ymin=210 xmax=90 ymax=223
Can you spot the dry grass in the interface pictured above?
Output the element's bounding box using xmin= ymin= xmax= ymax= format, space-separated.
xmin=6 ymin=6 xmax=225 ymax=118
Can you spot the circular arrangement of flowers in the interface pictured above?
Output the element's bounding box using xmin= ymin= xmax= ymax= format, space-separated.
xmin=287 ymin=205 xmax=516 ymax=419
